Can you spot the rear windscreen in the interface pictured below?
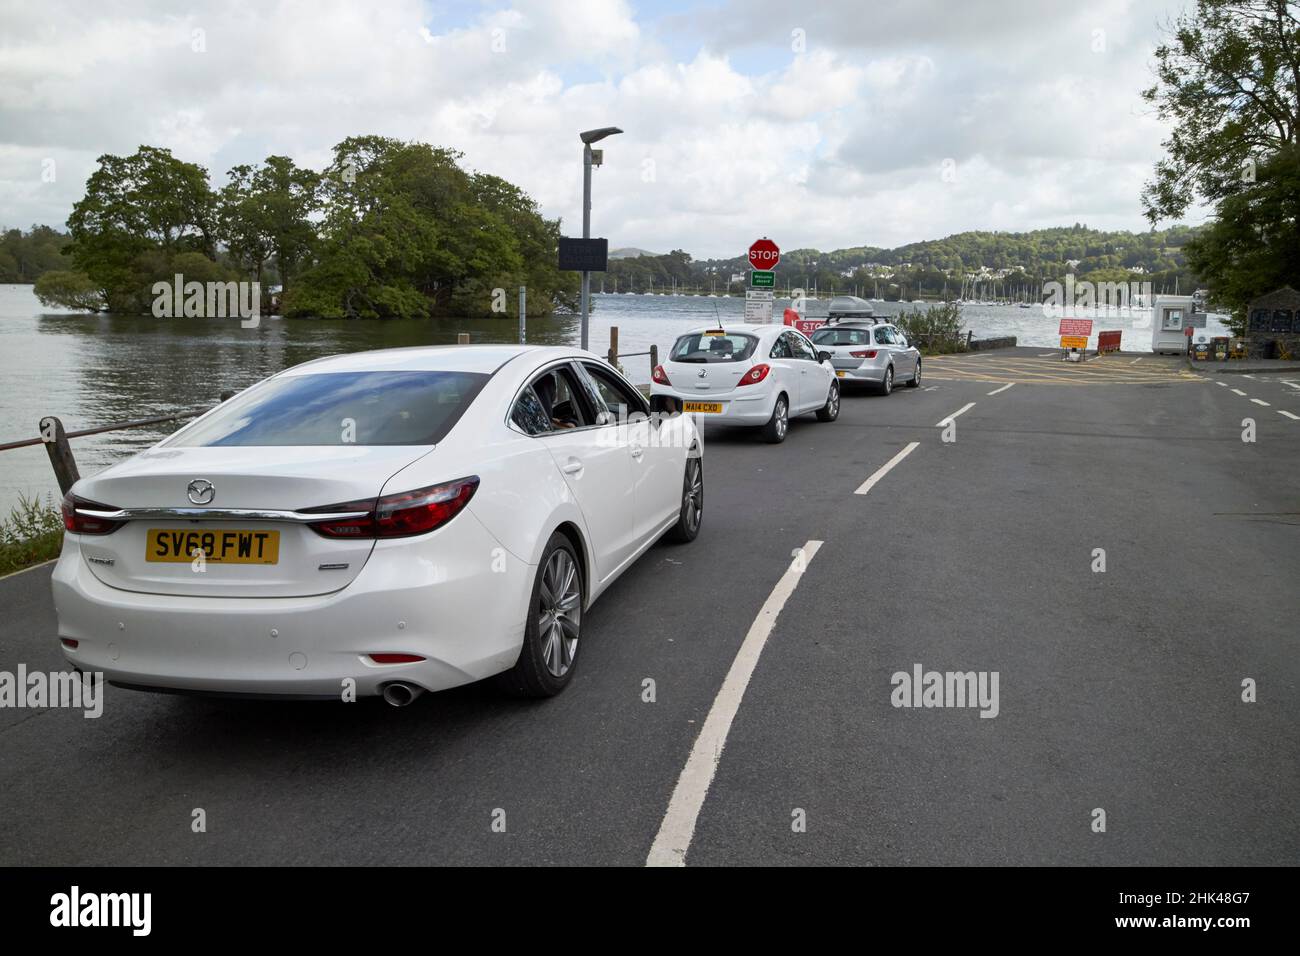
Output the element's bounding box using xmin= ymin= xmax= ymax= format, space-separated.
xmin=671 ymin=332 xmax=758 ymax=363
xmin=168 ymin=370 xmax=489 ymax=446
xmin=812 ymin=327 xmax=872 ymax=346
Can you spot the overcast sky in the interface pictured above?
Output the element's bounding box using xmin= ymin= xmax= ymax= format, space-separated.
xmin=0 ymin=0 xmax=1200 ymax=258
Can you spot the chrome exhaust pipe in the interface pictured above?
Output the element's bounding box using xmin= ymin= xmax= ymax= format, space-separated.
xmin=381 ymin=682 xmax=424 ymax=708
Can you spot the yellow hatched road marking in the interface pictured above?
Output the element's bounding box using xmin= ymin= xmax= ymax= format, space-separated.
xmin=923 ymin=354 xmax=1202 ymax=386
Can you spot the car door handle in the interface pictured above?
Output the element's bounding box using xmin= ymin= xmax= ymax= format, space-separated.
xmin=560 ymin=460 xmax=584 ymax=475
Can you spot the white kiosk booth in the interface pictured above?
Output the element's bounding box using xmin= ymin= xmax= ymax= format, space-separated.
xmin=1151 ymin=294 xmax=1194 ymax=354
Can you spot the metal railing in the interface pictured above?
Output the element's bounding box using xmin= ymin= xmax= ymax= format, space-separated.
xmin=8 ymin=327 xmax=658 ymax=498
xmin=606 ymin=326 xmax=658 ymax=380
xmin=0 ymin=391 xmax=235 ymax=496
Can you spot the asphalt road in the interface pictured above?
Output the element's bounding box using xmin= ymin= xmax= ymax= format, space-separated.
xmin=1 ymin=348 xmax=1296 ymax=866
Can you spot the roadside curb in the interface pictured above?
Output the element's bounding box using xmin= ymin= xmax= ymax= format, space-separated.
xmin=0 ymin=558 xmax=55 ymax=584
xmin=1185 ymin=360 xmax=1300 ymax=375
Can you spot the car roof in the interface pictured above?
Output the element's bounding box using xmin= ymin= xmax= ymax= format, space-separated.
xmin=818 ymin=320 xmax=891 ymax=330
xmin=280 ymin=344 xmax=585 ymax=376
xmin=679 ymin=324 xmax=791 ymax=338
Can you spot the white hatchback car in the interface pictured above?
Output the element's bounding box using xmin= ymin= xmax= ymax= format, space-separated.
xmin=650 ymin=324 xmax=840 ymax=442
xmin=52 ymin=346 xmax=702 ymax=702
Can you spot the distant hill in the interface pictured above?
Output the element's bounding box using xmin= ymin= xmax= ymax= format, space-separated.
xmin=604 ymin=225 xmax=1207 ymax=298
xmin=692 ymin=224 xmax=1205 ymax=279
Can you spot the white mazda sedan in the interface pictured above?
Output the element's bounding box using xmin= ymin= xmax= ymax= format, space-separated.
xmin=650 ymin=324 xmax=839 ymax=442
xmin=52 ymin=346 xmax=702 ymax=702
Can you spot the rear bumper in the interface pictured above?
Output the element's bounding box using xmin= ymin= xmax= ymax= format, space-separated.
xmin=650 ymin=386 xmax=774 ymax=425
xmin=831 ymin=363 xmax=888 ymax=384
xmin=50 ymin=512 xmax=532 ymax=699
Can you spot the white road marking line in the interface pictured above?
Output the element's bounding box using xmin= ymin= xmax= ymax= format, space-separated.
xmin=1241 ymin=374 xmax=1255 ymax=379
xmin=1216 ymin=381 xmax=1229 ymax=387
xmin=1231 ymin=388 xmax=1247 ymax=396
xmin=1251 ymin=398 xmax=1270 ymax=406
xmin=646 ymin=539 xmax=823 ymax=867
xmin=1130 ymin=357 xmax=1143 ymax=364
xmin=1284 ymin=381 xmax=1300 ymax=390
xmin=935 ymin=402 xmax=976 ymax=427
xmin=854 ymin=442 xmax=920 ymax=496
xmin=987 ymin=383 xmax=1015 ymax=396
xmin=1278 ymin=410 xmax=1300 ymax=420
xmin=1037 ymin=352 xmax=1056 ymax=357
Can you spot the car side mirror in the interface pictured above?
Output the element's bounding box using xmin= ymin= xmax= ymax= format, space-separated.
xmin=817 ymin=351 xmax=832 ymax=364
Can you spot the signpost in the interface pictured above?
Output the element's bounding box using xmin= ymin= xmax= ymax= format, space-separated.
xmin=1059 ymin=317 xmax=1092 ymax=351
xmin=744 ymin=239 xmax=779 ymax=324
xmin=745 ymin=289 xmax=774 ymax=324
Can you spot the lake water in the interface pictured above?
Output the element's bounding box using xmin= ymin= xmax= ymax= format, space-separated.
xmin=0 ymin=284 xmax=1226 ymax=516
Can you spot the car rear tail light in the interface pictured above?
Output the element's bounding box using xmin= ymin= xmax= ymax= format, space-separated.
xmin=737 ymin=363 xmax=771 ymax=386
xmin=303 ymin=476 xmax=480 ymax=539
xmin=850 ymin=350 xmax=878 ymax=359
xmin=652 ymin=364 xmax=672 ymax=385
xmin=61 ymin=494 xmax=125 ymax=535
xmin=369 ymin=653 xmax=425 ymax=664
xmin=61 ymin=639 xmax=79 ymax=650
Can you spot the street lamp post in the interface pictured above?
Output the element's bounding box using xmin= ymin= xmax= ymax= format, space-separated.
xmin=579 ymin=126 xmax=622 ymax=352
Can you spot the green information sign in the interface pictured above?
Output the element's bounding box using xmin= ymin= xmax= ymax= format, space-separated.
xmin=749 ymin=270 xmax=775 ymax=288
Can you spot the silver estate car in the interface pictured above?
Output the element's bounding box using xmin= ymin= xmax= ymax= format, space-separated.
xmin=810 ymin=320 xmax=922 ymax=395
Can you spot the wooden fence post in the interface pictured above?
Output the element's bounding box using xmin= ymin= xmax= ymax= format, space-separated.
xmin=39 ymin=416 xmax=80 ymax=496
xmin=608 ymin=326 xmax=619 ymax=365
xmin=457 ymin=332 xmax=470 ymax=344
xmin=650 ymin=344 xmax=658 ymax=378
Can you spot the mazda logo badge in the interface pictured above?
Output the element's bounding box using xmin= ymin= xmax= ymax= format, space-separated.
xmin=187 ymin=479 xmax=215 ymax=505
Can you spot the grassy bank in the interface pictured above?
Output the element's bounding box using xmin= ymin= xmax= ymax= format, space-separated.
xmin=0 ymin=495 xmax=63 ymax=576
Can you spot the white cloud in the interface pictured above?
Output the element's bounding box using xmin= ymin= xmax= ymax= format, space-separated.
xmin=0 ymin=0 xmax=1195 ymax=257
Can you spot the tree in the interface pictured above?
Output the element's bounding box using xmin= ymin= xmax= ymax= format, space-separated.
xmin=1184 ymin=144 xmax=1300 ymax=331
xmin=0 ymin=226 xmax=73 ymax=282
xmin=217 ymin=156 xmax=320 ymax=302
xmin=1143 ymin=0 xmax=1300 ymax=222
xmin=33 ymin=271 xmax=107 ymax=312
xmin=67 ymin=146 xmax=218 ymax=312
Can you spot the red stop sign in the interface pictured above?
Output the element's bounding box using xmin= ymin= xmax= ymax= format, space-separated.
xmin=748 ymin=238 xmax=780 ymax=271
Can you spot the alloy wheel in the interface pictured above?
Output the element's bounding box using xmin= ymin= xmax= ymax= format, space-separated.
xmin=684 ymin=458 xmax=702 ymax=532
xmin=538 ymin=549 xmax=581 ymax=678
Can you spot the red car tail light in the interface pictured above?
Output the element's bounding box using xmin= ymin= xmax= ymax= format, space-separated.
xmin=369 ymin=653 xmax=425 ymax=664
xmin=737 ymin=363 xmax=771 ymax=386
xmin=61 ymin=494 xmax=125 ymax=535
xmin=850 ymin=350 xmax=878 ymax=358
xmin=652 ymin=364 xmax=672 ymax=385
xmin=303 ymin=476 xmax=480 ymax=539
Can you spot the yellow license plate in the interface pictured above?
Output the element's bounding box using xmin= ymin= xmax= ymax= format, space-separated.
xmin=683 ymin=402 xmax=723 ymax=414
xmin=835 ymin=370 xmax=846 ymax=377
xmin=146 ymin=528 xmax=280 ymax=564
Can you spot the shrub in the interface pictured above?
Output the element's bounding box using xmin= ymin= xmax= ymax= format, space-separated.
xmin=0 ymin=494 xmax=64 ymax=576
xmin=895 ymin=301 xmax=967 ymax=354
